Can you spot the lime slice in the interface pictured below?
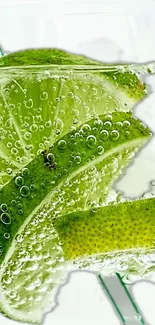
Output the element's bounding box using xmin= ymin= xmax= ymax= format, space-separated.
xmin=55 ymin=196 xmax=155 ymax=274
xmin=0 ymin=49 xmax=150 ymax=323
xmin=0 ymin=49 xmax=146 ymax=188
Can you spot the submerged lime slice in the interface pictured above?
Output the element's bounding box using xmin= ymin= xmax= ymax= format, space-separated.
xmin=0 ymin=49 xmax=150 ymax=323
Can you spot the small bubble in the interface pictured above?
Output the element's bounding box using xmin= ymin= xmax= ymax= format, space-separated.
xmin=81 ymin=124 xmax=91 ymax=136
xmin=88 ymin=166 xmax=97 ymax=175
xmin=105 ymin=114 xmax=112 ymax=121
xmin=67 ymin=91 xmax=74 ymax=98
xmin=47 ymin=153 xmax=55 ymax=163
xmin=100 ymin=130 xmax=109 ymax=140
xmin=24 ymin=98 xmax=33 ymax=108
xmin=1 ymin=213 xmax=11 ymax=225
xmin=7 ymin=142 xmax=12 ymax=148
xmin=104 ymin=121 xmax=112 ymax=129
xmin=58 ymin=140 xmax=66 ymax=150
xmin=73 ymin=118 xmax=78 ymax=124
xmin=18 ymin=209 xmax=23 ymax=215
xmin=21 ymin=168 xmax=30 ymax=176
xmin=6 ymin=168 xmax=12 ymax=175
xmin=11 ymin=147 xmax=18 ymax=155
xmin=94 ymin=119 xmax=103 ymax=128
xmin=54 ymin=119 xmax=63 ymax=134
xmin=15 ymin=234 xmax=23 ymax=243
xmin=39 ymin=125 xmax=44 ymax=131
xmin=91 ymin=87 xmax=97 ymax=95
xmin=125 ymin=131 xmax=130 ymax=137
xmin=139 ymin=122 xmax=146 ymax=131
xmin=17 ymin=203 xmax=22 ymax=209
xmin=97 ymin=146 xmax=104 ymax=155
xmin=116 ymin=122 xmax=123 ymax=129
xmin=123 ymin=120 xmax=130 ymax=129
xmin=20 ymin=186 xmax=30 ymax=197
xmin=11 ymin=200 xmax=16 ymax=206
xmin=30 ymin=124 xmax=38 ymax=132
xmin=24 ymin=132 xmax=32 ymax=140
xmin=15 ymin=176 xmax=24 ymax=187
xmin=2 ymin=275 xmax=12 ymax=284
xmin=4 ymin=233 xmax=10 ymax=239
xmin=40 ymin=91 xmax=48 ymax=100
xmin=86 ymin=135 xmax=96 ymax=149
xmin=91 ymin=202 xmax=99 ymax=213
xmin=74 ymin=156 xmax=81 ymax=164
xmin=1 ymin=203 xmax=8 ymax=212
xmin=110 ymin=130 xmax=120 ymax=141
xmin=15 ymin=140 xmax=22 ymax=148
xmin=30 ymin=184 xmax=36 ymax=191
xmin=24 ymin=283 xmax=35 ymax=291
xmin=45 ymin=120 xmax=52 ymax=128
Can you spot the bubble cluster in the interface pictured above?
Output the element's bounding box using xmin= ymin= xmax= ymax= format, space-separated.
xmin=1 ymin=212 xmax=68 ymax=314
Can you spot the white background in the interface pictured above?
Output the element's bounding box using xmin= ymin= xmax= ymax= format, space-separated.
xmin=1 ymin=1 xmax=155 ymax=324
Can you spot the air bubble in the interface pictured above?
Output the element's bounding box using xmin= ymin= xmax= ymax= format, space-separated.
xmin=74 ymin=156 xmax=81 ymax=164
xmin=1 ymin=203 xmax=8 ymax=212
xmin=40 ymin=92 xmax=48 ymax=100
xmin=15 ymin=234 xmax=23 ymax=243
xmin=91 ymin=87 xmax=97 ymax=95
xmin=18 ymin=209 xmax=23 ymax=215
xmin=22 ymin=168 xmax=30 ymax=176
xmin=54 ymin=119 xmax=63 ymax=134
xmin=4 ymin=233 xmax=10 ymax=239
xmin=125 ymin=131 xmax=130 ymax=137
xmin=100 ymin=130 xmax=109 ymax=140
xmin=97 ymin=146 xmax=104 ymax=155
xmin=24 ymin=99 xmax=33 ymax=108
xmin=24 ymin=132 xmax=32 ymax=140
xmin=86 ymin=135 xmax=96 ymax=149
xmin=11 ymin=200 xmax=16 ymax=206
xmin=104 ymin=121 xmax=112 ymax=129
xmin=105 ymin=114 xmax=112 ymax=121
xmin=15 ymin=176 xmax=24 ymax=187
xmin=94 ymin=119 xmax=103 ymax=128
xmin=30 ymin=184 xmax=36 ymax=191
xmin=30 ymin=124 xmax=38 ymax=132
xmin=123 ymin=120 xmax=130 ymax=129
xmin=1 ymin=213 xmax=11 ymax=225
xmin=116 ymin=122 xmax=123 ymax=129
xmin=24 ymin=283 xmax=35 ymax=291
xmin=45 ymin=120 xmax=52 ymax=128
xmin=11 ymin=147 xmax=18 ymax=155
xmin=6 ymin=168 xmax=12 ymax=175
xmin=47 ymin=153 xmax=55 ymax=163
xmin=139 ymin=122 xmax=146 ymax=131
xmin=15 ymin=140 xmax=22 ymax=148
xmin=67 ymin=91 xmax=74 ymax=98
xmin=7 ymin=142 xmax=12 ymax=148
xmin=58 ymin=140 xmax=66 ymax=150
xmin=81 ymin=124 xmax=91 ymax=136
xmin=20 ymin=186 xmax=30 ymax=197
xmin=2 ymin=275 xmax=12 ymax=284
xmin=39 ymin=125 xmax=44 ymax=131
xmin=91 ymin=202 xmax=99 ymax=213
xmin=110 ymin=130 xmax=120 ymax=141
xmin=73 ymin=118 xmax=78 ymax=124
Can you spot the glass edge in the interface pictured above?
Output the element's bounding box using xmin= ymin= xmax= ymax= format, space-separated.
xmin=98 ymin=273 xmax=148 ymax=325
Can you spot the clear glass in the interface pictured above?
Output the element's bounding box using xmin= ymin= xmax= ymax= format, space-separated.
xmin=1 ymin=1 xmax=155 ymax=325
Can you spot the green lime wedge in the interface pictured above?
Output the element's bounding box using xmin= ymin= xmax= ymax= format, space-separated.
xmin=0 ymin=49 xmax=150 ymax=323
